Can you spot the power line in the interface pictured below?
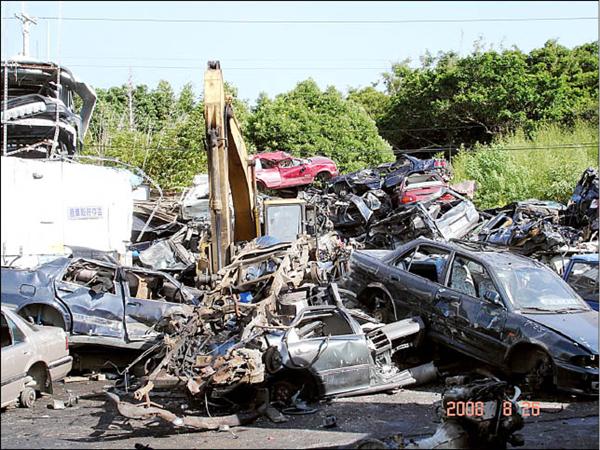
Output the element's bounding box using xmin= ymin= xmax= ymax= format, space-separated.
xmin=83 ymin=142 xmax=598 ymax=153
xmin=66 ymin=64 xmax=389 ymax=70
xmin=378 ymin=125 xmax=485 ymax=132
xmin=2 ymin=16 xmax=597 ymax=24
xmin=60 ymin=56 xmax=396 ymax=62
xmin=395 ymin=143 xmax=598 ymax=154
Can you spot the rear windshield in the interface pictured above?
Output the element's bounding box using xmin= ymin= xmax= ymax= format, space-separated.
xmin=406 ymin=174 xmax=440 ymax=185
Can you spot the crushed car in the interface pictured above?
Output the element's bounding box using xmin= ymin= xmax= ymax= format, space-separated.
xmin=1 ymin=305 xmax=72 ymax=408
xmin=364 ymin=189 xmax=480 ymax=249
xmin=0 ymin=56 xmax=96 ymax=158
xmin=1 ymin=257 xmax=201 ymax=350
xmin=102 ymin=235 xmax=436 ymax=431
xmin=564 ymin=167 xmax=598 ymax=240
xmin=341 ymin=237 xmax=598 ymax=395
xmin=253 ymin=151 xmax=339 ymax=190
xmin=264 ymin=305 xmax=429 ymax=400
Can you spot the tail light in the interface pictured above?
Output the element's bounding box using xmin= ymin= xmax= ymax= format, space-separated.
xmin=65 ymin=334 xmax=69 ymax=351
xmin=401 ymin=194 xmax=417 ymax=204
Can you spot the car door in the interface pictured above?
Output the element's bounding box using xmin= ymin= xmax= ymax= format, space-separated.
xmin=56 ymin=261 xmax=126 ymax=340
xmin=283 ymin=308 xmax=371 ymax=396
xmin=1 ymin=311 xmax=31 ymax=406
xmin=441 ymin=254 xmax=508 ymax=363
xmin=387 ymin=243 xmax=452 ymax=338
xmin=278 ymin=159 xmax=307 ymax=187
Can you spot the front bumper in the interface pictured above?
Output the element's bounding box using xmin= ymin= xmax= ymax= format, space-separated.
xmin=555 ymin=360 xmax=599 ymax=396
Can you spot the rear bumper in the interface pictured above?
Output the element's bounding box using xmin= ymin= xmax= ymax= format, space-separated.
xmin=555 ymin=360 xmax=599 ymax=396
xmin=49 ymin=355 xmax=73 ymax=382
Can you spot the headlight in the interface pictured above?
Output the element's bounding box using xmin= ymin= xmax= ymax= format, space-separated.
xmin=571 ymin=354 xmax=599 ymax=368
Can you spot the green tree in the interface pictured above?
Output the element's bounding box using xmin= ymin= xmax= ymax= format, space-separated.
xmin=247 ymin=79 xmax=394 ymax=172
xmin=378 ymin=41 xmax=598 ymax=150
xmin=347 ymin=86 xmax=390 ymax=123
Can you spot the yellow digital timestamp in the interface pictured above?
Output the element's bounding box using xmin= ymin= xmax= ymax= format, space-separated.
xmin=445 ymin=400 xmax=541 ymax=417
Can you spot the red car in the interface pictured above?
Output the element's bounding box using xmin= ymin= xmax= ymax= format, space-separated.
xmin=253 ymin=151 xmax=339 ymax=190
xmin=393 ymin=171 xmax=454 ymax=205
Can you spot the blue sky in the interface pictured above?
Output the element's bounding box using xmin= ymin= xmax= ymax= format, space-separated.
xmin=1 ymin=1 xmax=597 ymax=104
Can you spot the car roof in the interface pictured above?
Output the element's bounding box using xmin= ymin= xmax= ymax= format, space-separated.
xmin=255 ymin=151 xmax=291 ymax=161
xmin=571 ymin=254 xmax=599 ymax=263
xmin=409 ymin=237 xmax=542 ymax=269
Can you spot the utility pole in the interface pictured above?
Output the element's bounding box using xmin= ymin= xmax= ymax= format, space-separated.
xmin=14 ymin=2 xmax=38 ymax=57
xmin=127 ymin=67 xmax=134 ymax=130
xmin=46 ymin=20 xmax=50 ymax=60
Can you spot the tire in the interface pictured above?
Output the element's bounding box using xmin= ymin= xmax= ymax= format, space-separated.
xmin=20 ymin=387 xmax=36 ymax=408
xmin=524 ymin=350 xmax=554 ymax=392
xmin=315 ymin=172 xmax=331 ymax=182
xmin=314 ymin=172 xmax=332 ymax=189
xmin=370 ymin=293 xmax=396 ymax=323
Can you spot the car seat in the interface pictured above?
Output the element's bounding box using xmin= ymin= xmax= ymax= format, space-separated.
xmin=478 ymin=278 xmax=500 ymax=300
xmin=450 ymin=264 xmax=477 ymax=297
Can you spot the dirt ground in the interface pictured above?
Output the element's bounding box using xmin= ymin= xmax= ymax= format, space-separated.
xmin=1 ymin=379 xmax=597 ymax=449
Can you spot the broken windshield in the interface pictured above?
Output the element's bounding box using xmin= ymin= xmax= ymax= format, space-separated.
xmin=495 ymin=266 xmax=590 ymax=312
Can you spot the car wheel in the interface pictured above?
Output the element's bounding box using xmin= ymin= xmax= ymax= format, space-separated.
xmin=524 ymin=350 xmax=554 ymax=392
xmin=314 ymin=172 xmax=332 ymax=189
xmin=20 ymin=387 xmax=36 ymax=408
xmin=271 ymin=379 xmax=299 ymax=404
xmin=370 ymin=293 xmax=396 ymax=323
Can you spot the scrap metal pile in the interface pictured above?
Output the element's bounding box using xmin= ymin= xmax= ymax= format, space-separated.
xmin=301 ymin=155 xmax=480 ymax=249
xmin=301 ymin=158 xmax=598 ymax=268
xmin=107 ymin=233 xmax=440 ymax=429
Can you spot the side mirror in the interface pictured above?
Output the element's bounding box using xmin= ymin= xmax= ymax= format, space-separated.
xmin=484 ymin=290 xmax=502 ymax=306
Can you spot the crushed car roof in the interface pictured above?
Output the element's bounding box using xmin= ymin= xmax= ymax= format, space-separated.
xmin=254 ymin=151 xmax=292 ymax=161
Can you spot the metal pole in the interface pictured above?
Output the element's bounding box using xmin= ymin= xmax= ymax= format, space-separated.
xmin=14 ymin=2 xmax=37 ymax=57
xmin=127 ymin=68 xmax=134 ymax=130
xmin=2 ymin=60 xmax=7 ymax=156
xmin=46 ymin=20 xmax=50 ymax=60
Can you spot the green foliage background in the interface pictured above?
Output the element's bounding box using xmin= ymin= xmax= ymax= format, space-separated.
xmin=246 ymin=80 xmax=394 ymax=173
xmin=79 ymin=40 xmax=598 ymax=206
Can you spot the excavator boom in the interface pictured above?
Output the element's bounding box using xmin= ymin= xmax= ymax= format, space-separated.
xmin=204 ymin=61 xmax=258 ymax=273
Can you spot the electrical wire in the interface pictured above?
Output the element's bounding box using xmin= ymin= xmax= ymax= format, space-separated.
xmin=82 ymin=142 xmax=599 ymax=153
xmin=66 ymin=64 xmax=390 ymax=70
xmin=2 ymin=16 xmax=597 ymax=24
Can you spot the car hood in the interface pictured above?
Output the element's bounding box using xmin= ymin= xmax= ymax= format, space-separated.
xmin=523 ymin=310 xmax=598 ymax=353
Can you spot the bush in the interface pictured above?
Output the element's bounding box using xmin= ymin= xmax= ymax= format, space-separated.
xmin=452 ymin=122 xmax=599 ymax=209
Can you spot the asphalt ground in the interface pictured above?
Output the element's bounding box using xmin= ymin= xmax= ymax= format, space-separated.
xmin=1 ymin=379 xmax=597 ymax=449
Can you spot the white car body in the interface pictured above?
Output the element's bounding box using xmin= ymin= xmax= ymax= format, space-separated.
xmin=1 ymin=305 xmax=72 ymax=408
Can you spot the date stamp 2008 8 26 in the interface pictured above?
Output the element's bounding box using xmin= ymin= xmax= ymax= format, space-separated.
xmin=445 ymin=400 xmax=541 ymax=417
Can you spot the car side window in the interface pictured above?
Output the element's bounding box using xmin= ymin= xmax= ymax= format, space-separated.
xmin=448 ymin=255 xmax=500 ymax=301
xmin=1 ymin=313 xmax=12 ymax=347
xmin=567 ymin=262 xmax=599 ymax=299
xmin=62 ymin=261 xmax=117 ymax=295
xmin=279 ymin=159 xmax=293 ymax=169
xmin=395 ymin=245 xmax=450 ymax=284
xmin=291 ymin=311 xmax=354 ymax=340
xmin=2 ymin=313 xmax=26 ymax=346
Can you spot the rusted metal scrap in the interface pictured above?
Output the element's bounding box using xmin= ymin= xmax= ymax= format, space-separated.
xmin=106 ymin=389 xmax=267 ymax=430
xmin=108 ymin=232 xmax=432 ymax=432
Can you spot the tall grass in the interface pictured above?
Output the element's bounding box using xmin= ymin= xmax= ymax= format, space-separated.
xmin=452 ymin=122 xmax=599 ymax=209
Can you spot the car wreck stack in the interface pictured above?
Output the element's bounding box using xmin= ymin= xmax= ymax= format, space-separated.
xmin=304 ymin=158 xmax=598 ymax=266
xmin=107 ymin=233 xmax=437 ymax=430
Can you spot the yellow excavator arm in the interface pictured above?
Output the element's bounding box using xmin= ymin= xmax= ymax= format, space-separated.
xmin=204 ymin=61 xmax=259 ymax=273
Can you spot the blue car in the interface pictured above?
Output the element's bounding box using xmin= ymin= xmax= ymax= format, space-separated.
xmin=564 ymin=254 xmax=599 ymax=311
